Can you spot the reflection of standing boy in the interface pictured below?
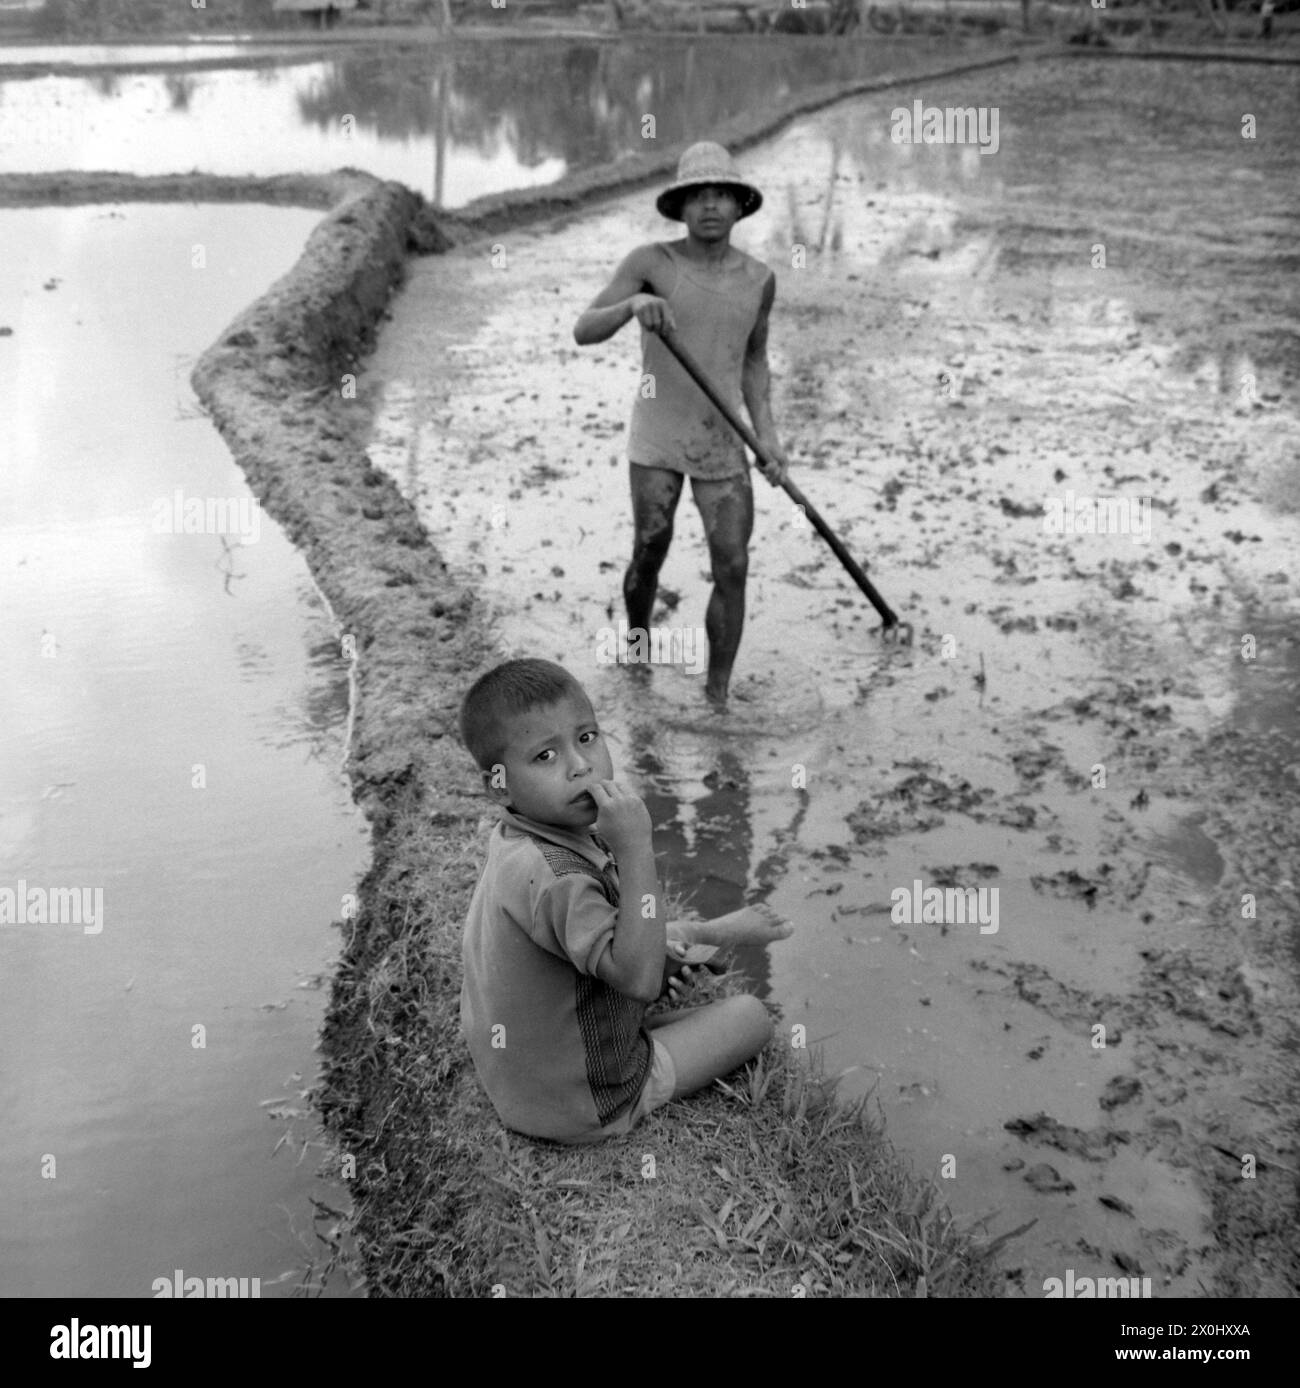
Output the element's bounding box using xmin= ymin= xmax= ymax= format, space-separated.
xmin=573 ymin=142 xmax=789 ymax=706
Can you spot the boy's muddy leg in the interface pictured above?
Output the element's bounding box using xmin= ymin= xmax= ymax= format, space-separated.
xmin=625 ymin=463 xmax=684 ymax=647
xmin=692 ymin=474 xmax=754 ymax=704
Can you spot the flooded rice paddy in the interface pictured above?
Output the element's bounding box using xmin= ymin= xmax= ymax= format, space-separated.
xmin=366 ymin=55 xmax=1299 ymax=1293
xmin=3 ymin=29 xmax=1296 ymax=1298
xmin=0 ymin=203 xmax=369 ymax=1296
xmin=0 ymin=26 xmax=1001 ymax=1304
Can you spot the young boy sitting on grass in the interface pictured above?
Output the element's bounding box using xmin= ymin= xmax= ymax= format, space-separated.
xmin=458 ymin=657 xmax=793 ymax=1144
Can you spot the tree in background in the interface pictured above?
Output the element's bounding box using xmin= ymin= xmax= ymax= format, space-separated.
xmin=34 ymin=0 xmax=296 ymax=37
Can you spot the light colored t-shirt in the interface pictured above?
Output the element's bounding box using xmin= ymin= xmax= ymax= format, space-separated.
xmin=459 ymin=807 xmax=653 ymax=1143
xmin=627 ymin=242 xmax=771 ymax=481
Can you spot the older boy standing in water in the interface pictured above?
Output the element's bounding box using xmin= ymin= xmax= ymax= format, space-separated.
xmin=573 ymin=142 xmax=789 ymax=706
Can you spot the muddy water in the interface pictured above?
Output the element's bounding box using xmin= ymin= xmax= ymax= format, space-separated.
xmin=367 ymin=57 xmax=1299 ymax=1294
xmin=0 ymin=36 xmax=978 ymax=203
xmin=0 ymin=204 xmax=369 ymax=1296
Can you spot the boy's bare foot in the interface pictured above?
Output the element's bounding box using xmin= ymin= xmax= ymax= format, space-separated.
xmin=673 ymin=903 xmax=794 ymax=948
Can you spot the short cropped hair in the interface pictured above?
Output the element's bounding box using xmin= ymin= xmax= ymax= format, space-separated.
xmin=458 ymin=658 xmax=590 ymax=772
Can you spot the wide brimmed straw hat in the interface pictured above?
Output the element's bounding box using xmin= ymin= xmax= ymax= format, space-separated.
xmin=655 ymin=141 xmax=763 ymax=222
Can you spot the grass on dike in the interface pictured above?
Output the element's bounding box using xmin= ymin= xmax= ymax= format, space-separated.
xmin=310 ymin=794 xmax=1009 ymax=1298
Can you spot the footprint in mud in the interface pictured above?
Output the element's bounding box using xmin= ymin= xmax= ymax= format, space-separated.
xmin=1024 ymin=1163 xmax=1076 ymax=1195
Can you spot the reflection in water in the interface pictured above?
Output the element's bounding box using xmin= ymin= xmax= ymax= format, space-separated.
xmin=281 ymin=624 xmax=354 ymax=763
xmin=293 ymin=38 xmax=927 ymax=206
xmin=628 ymin=722 xmax=812 ymax=1000
xmin=0 ymin=204 xmax=368 ymax=1297
xmin=164 ymin=71 xmax=196 ymax=112
xmin=632 ymin=727 xmax=761 ymax=992
xmin=0 ymin=37 xmax=968 ymax=203
xmin=215 ymin=531 xmax=251 ymax=595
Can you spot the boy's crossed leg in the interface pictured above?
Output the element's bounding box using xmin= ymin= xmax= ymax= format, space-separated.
xmin=646 ymin=994 xmax=773 ymax=1098
xmin=649 ymin=902 xmax=790 ymax=1098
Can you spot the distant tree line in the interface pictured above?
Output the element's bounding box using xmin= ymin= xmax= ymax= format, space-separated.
xmin=29 ymin=0 xmax=525 ymax=36
xmin=35 ymin=0 xmax=286 ymax=37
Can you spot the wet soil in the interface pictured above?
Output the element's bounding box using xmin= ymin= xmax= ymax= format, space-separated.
xmin=142 ymin=48 xmax=1039 ymax=1297
xmin=364 ymin=56 xmax=1300 ymax=1294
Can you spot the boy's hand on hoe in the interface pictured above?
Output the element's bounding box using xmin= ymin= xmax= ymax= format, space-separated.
xmin=629 ymin=294 xmax=676 ymax=336
xmin=589 ymin=779 xmax=653 ymax=857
